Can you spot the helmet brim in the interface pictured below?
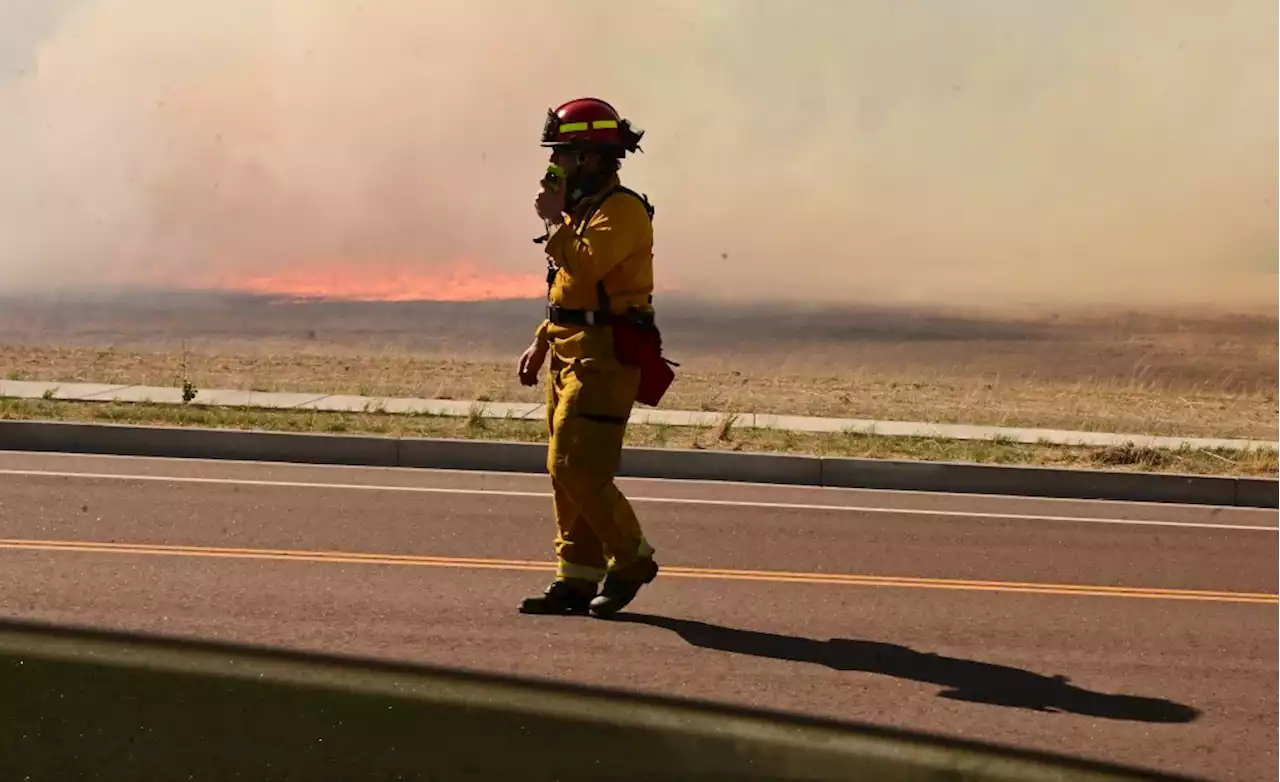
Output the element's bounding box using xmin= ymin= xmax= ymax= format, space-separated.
xmin=541 ymin=139 xmax=626 ymax=152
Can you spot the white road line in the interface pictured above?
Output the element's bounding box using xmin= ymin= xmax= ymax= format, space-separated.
xmin=1 ymin=449 xmax=1268 ymax=512
xmin=2 ymin=467 xmax=1274 ymax=532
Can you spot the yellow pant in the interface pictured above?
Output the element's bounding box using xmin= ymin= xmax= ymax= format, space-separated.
xmin=545 ymin=352 xmax=653 ymax=583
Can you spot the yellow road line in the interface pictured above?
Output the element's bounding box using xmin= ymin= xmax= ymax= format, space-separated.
xmin=2 ymin=538 xmax=1275 ymax=605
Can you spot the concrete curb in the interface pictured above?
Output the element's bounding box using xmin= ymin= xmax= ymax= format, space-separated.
xmin=0 ymin=419 xmax=1274 ymax=509
xmin=4 ymin=378 xmax=1274 ymax=452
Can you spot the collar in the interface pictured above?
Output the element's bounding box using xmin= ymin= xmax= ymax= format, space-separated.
xmin=569 ymin=173 xmax=621 ymax=221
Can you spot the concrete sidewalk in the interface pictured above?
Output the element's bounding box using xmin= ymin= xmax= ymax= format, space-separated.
xmin=1 ymin=378 xmax=1274 ymax=452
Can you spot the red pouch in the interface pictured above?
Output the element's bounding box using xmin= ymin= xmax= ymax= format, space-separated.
xmin=636 ymin=353 xmax=676 ymax=407
xmin=613 ymin=320 xmax=678 ymax=407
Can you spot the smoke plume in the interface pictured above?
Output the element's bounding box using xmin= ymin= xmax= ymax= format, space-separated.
xmin=0 ymin=0 xmax=1275 ymax=309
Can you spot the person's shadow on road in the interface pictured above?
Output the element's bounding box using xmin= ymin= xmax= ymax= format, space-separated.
xmin=613 ymin=614 xmax=1198 ymax=724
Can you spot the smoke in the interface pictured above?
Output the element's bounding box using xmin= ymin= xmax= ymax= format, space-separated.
xmin=0 ymin=0 xmax=1275 ymax=309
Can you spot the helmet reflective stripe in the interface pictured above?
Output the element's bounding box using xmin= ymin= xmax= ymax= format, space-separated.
xmin=555 ymin=120 xmax=618 ymax=134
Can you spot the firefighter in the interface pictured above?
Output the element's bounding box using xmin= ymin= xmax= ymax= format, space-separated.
xmin=516 ymin=97 xmax=659 ymax=618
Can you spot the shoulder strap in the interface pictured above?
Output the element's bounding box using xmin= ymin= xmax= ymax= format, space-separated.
xmin=579 ymin=185 xmax=655 ymax=231
xmin=585 ymin=186 xmax=655 ymax=313
xmin=612 ymin=185 xmax=656 ymax=221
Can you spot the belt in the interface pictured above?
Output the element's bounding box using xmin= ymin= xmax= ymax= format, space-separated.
xmin=547 ymin=306 xmax=655 ymax=328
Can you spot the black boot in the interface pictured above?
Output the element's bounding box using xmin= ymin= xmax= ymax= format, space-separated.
xmin=589 ymin=559 xmax=659 ymax=618
xmin=519 ymin=579 xmax=597 ymax=616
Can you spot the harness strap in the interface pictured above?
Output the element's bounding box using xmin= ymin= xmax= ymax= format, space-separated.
xmin=546 ymin=306 xmax=655 ymax=328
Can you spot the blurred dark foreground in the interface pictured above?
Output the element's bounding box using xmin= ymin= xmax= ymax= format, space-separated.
xmin=0 ymin=617 xmax=1203 ymax=782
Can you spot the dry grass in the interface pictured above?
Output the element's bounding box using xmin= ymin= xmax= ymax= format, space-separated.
xmin=3 ymin=343 xmax=1274 ymax=439
xmin=3 ymin=397 xmax=1275 ymax=477
xmin=1 ymin=293 xmax=1275 ymax=440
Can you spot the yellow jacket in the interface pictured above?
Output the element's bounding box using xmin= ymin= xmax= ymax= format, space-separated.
xmin=535 ymin=175 xmax=654 ymax=361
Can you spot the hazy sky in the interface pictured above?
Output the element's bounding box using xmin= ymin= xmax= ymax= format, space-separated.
xmin=0 ymin=0 xmax=1275 ymax=308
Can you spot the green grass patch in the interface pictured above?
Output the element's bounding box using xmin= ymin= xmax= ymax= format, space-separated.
xmin=2 ymin=397 xmax=1274 ymax=477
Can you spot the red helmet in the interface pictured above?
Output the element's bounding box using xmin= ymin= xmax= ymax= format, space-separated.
xmin=541 ymin=97 xmax=644 ymax=154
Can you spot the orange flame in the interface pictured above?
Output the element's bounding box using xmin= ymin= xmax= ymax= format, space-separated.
xmin=198 ymin=259 xmax=547 ymax=302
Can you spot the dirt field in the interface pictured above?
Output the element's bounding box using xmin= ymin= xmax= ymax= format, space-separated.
xmin=1 ymin=291 xmax=1276 ymax=440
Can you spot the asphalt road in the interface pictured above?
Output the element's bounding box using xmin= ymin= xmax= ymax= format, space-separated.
xmin=1 ymin=450 xmax=1275 ymax=781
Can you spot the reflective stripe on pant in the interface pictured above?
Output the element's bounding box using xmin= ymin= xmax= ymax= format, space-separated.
xmin=546 ymin=353 xmax=651 ymax=582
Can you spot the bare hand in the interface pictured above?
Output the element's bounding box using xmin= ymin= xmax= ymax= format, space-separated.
xmin=535 ymin=187 xmax=565 ymax=222
xmin=518 ymin=339 xmax=548 ymax=387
